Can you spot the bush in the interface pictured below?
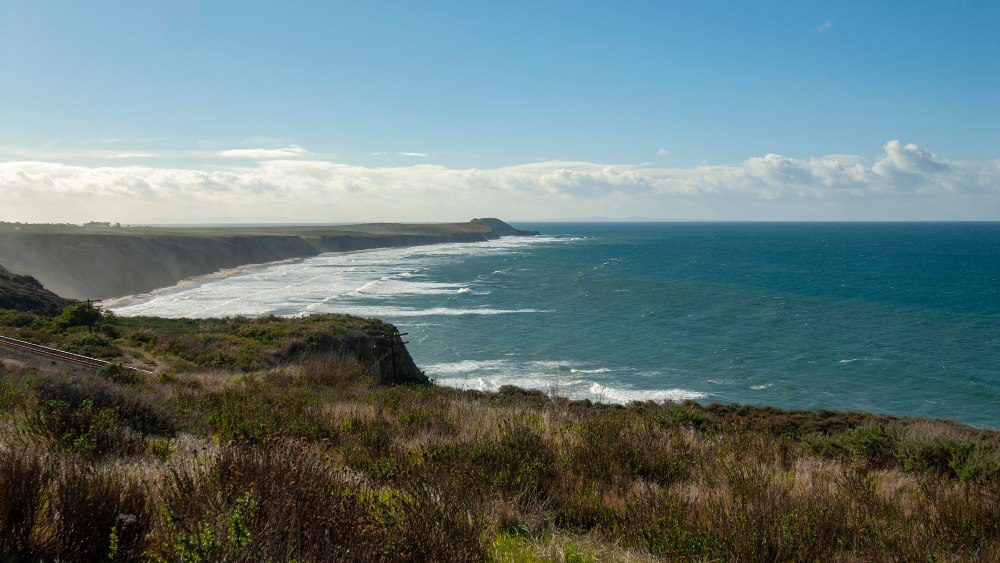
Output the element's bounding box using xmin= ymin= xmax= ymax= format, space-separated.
xmin=0 ymin=447 xmax=50 ymax=560
xmin=0 ymin=309 xmax=40 ymax=328
xmin=97 ymin=362 xmax=139 ymax=386
xmin=803 ymin=424 xmax=900 ymax=466
xmin=570 ymin=413 xmax=694 ymax=486
xmin=432 ymin=425 xmax=557 ymax=499
xmin=31 ymin=399 xmax=145 ymax=458
xmin=50 ymin=464 xmax=152 ymax=561
xmin=161 ymin=440 xmax=484 ymax=562
xmin=128 ymin=328 xmax=157 ymax=346
xmin=52 ymin=303 xmax=102 ymax=332
xmin=35 ymin=372 xmax=177 ymax=436
xmin=900 ymin=438 xmax=997 ymax=482
xmin=59 ymin=332 xmax=120 ymax=359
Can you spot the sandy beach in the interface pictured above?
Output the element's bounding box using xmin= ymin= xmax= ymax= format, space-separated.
xmin=96 ymin=247 xmax=402 ymax=310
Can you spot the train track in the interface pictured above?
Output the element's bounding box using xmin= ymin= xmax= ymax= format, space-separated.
xmin=0 ymin=334 xmax=150 ymax=373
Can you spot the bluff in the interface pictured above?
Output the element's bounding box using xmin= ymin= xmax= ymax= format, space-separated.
xmin=0 ymin=264 xmax=74 ymax=314
xmin=0 ymin=219 xmax=538 ymax=300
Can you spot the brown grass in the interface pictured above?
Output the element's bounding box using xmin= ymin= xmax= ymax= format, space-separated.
xmin=1 ymin=315 xmax=998 ymax=561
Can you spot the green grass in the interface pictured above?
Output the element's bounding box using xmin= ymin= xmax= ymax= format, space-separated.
xmin=0 ymin=219 xmax=505 ymax=239
xmin=0 ymin=312 xmax=998 ymax=560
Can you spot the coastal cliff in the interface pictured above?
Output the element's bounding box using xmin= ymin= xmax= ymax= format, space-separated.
xmin=0 ymin=264 xmax=73 ymax=314
xmin=0 ymin=219 xmax=537 ymax=299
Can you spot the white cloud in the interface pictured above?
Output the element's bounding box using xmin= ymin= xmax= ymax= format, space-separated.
xmin=656 ymin=148 xmax=670 ymax=157
xmin=216 ymin=145 xmax=311 ymax=159
xmin=1 ymin=141 xmax=998 ymax=222
xmin=110 ymin=152 xmax=155 ymax=159
xmin=399 ymin=152 xmax=429 ymax=157
xmin=817 ymin=19 xmax=834 ymax=33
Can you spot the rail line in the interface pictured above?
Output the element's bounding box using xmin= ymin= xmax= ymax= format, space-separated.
xmin=0 ymin=334 xmax=151 ymax=373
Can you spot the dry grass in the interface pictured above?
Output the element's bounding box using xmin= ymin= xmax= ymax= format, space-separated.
xmin=1 ymin=314 xmax=998 ymax=561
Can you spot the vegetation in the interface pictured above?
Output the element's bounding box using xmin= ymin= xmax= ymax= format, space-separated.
xmin=0 ymin=218 xmax=535 ymax=239
xmin=0 ymin=307 xmax=997 ymax=560
xmin=0 ymin=265 xmax=73 ymax=314
xmin=0 ymin=306 xmax=396 ymax=373
xmin=52 ymin=302 xmax=102 ymax=331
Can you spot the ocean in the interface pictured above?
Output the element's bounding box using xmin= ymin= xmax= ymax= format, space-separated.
xmin=111 ymin=222 xmax=1000 ymax=428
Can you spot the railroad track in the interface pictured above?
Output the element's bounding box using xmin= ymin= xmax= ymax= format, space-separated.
xmin=0 ymin=334 xmax=150 ymax=373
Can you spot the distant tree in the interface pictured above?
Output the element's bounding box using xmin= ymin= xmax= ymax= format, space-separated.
xmin=53 ymin=302 xmax=102 ymax=332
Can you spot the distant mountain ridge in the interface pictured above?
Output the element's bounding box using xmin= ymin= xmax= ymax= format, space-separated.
xmin=0 ymin=219 xmax=537 ymax=300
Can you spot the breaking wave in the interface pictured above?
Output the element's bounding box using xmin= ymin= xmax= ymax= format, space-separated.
xmin=425 ymin=359 xmax=707 ymax=405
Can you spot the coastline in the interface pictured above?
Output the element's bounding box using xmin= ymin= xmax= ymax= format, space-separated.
xmin=97 ymin=246 xmax=402 ymax=310
xmin=0 ymin=218 xmax=540 ymax=300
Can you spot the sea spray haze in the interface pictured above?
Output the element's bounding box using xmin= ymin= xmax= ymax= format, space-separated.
xmin=113 ymin=222 xmax=1000 ymax=428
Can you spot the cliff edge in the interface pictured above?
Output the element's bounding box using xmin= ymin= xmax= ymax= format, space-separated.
xmin=0 ymin=264 xmax=74 ymax=314
xmin=0 ymin=219 xmax=537 ymax=300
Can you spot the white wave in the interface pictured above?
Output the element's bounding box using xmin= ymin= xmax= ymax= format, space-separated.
xmin=426 ymin=358 xmax=706 ymax=405
xmin=111 ymin=234 xmax=574 ymax=318
xmin=750 ymin=384 xmax=773 ymax=390
xmin=422 ymin=359 xmax=511 ymax=375
xmin=571 ymin=367 xmax=612 ymax=374
xmin=310 ymin=305 xmax=548 ymax=317
xmin=588 ymin=383 xmax=706 ymax=403
xmin=838 ymin=358 xmax=859 ymax=364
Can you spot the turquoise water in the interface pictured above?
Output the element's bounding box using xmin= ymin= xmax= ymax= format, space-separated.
xmin=114 ymin=223 xmax=1000 ymax=428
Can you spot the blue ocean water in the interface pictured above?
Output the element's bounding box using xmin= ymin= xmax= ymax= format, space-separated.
xmin=113 ymin=223 xmax=1000 ymax=428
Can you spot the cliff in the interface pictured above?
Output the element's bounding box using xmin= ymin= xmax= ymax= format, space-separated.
xmin=0 ymin=264 xmax=74 ymax=314
xmin=0 ymin=219 xmax=538 ymax=300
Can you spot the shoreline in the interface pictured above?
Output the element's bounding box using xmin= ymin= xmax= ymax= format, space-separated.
xmin=98 ymin=246 xmax=401 ymax=310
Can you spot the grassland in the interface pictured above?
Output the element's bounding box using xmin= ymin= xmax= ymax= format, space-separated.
xmin=0 ymin=303 xmax=997 ymax=561
xmin=0 ymin=217 xmax=533 ymax=239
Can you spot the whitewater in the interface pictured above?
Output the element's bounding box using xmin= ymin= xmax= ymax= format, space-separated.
xmin=110 ymin=222 xmax=1000 ymax=427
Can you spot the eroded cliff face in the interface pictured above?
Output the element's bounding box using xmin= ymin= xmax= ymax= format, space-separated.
xmin=0 ymin=234 xmax=319 ymax=299
xmin=0 ymin=219 xmax=536 ymax=299
xmin=339 ymin=332 xmax=428 ymax=385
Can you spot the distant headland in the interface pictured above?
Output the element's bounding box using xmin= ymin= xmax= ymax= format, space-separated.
xmin=0 ymin=218 xmax=538 ymax=300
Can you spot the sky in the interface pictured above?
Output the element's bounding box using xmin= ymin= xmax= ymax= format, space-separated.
xmin=1 ymin=0 xmax=998 ymax=222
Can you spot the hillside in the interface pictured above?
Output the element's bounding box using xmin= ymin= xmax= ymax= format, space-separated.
xmin=0 ymin=264 xmax=74 ymax=314
xmin=0 ymin=219 xmax=539 ymax=299
xmin=0 ymin=308 xmax=997 ymax=560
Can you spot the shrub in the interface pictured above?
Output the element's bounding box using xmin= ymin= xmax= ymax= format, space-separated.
xmin=898 ymin=438 xmax=999 ymax=483
xmin=0 ymin=309 xmax=39 ymax=328
xmin=50 ymin=464 xmax=152 ymax=561
xmin=570 ymin=413 xmax=694 ymax=486
xmin=432 ymin=425 xmax=557 ymax=499
xmin=97 ymin=362 xmax=139 ymax=385
xmin=59 ymin=332 xmax=120 ymax=359
xmin=148 ymin=438 xmax=173 ymax=459
xmin=128 ymin=328 xmax=157 ymax=346
xmin=52 ymin=303 xmax=102 ymax=332
xmin=0 ymin=446 xmax=51 ymax=560
xmin=803 ymin=424 xmax=900 ymax=466
xmin=35 ymin=372 xmax=177 ymax=436
xmin=31 ymin=399 xmax=145 ymax=458
xmin=162 ymin=440 xmax=484 ymax=561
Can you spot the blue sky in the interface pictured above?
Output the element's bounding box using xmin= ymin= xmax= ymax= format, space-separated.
xmin=1 ymin=1 xmax=998 ymax=222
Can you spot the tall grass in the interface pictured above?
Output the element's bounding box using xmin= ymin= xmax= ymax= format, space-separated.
xmin=1 ymin=314 xmax=998 ymax=561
